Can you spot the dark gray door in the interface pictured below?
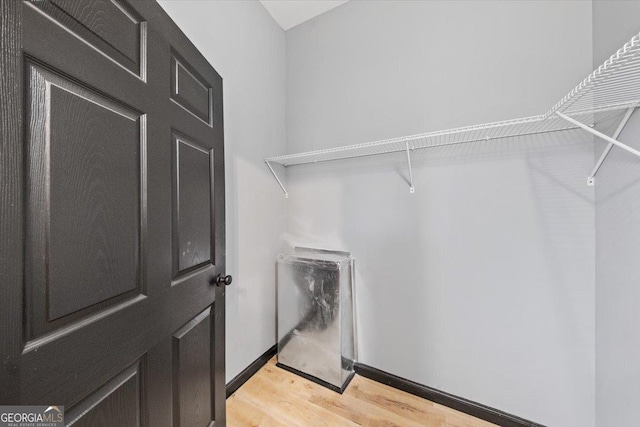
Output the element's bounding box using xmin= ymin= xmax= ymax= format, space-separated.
xmin=0 ymin=1 xmax=227 ymax=425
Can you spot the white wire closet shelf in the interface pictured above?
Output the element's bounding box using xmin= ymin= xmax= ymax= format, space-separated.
xmin=265 ymin=32 xmax=640 ymax=197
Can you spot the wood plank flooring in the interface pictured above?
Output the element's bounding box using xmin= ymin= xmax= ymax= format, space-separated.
xmin=227 ymin=358 xmax=496 ymax=427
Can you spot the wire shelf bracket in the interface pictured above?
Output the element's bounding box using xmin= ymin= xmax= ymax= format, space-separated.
xmin=406 ymin=142 xmax=415 ymax=193
xmin=265 ymin=160 xmax=288 ymax=198
xmin=589 ymin=107 xmax=635 ymax=185
xmin=556 ymin=110 xmax=640 ymax=186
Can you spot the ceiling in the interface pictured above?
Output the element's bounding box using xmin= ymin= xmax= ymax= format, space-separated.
xmin=259 ymin=0 xmax=349 ymax=31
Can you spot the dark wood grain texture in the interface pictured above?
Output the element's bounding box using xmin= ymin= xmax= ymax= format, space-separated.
xmin=175 ymin=134 xmax=212 ymax=273
xmin=26 ymin=64 xmax=141 ymax=323
xmin=171 ymin=51 xmax=212 ymax=125
xmin=24 ymin=62 xmax=143 ymax=337
xmin=0 ymin=0 xmax=23 ymax=406
xmin=173 ymin=308 xmax=213 ymax=427
xmin=176 ymin=62 xmax=210 ymax=119
xmin=2 ymin=1 xmax=227 ymax=425
xmin=162 ymin=9 xmax=226 ymax=423
xmin=48 ymin=84 xmax=139 ymax=318
xmin=28 ymin=0 xmax=144 ymax=76
xmin=50 ymin=0 xmax=140 ymax=59
xmin=67 ymin=361 xmax=142 ymax=427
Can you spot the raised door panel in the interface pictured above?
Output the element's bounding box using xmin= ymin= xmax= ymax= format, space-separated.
xmin=25 ymin=61 xmax=145 ymax=337
xmin=172 ymin=132 xmax=213 ymax=275
xmin=48 ymin=85 xmax=140 ymax=319
xmin=66 ymin=360 xmax=144 ymax=427
xmin=28 ymin=0 xmax=145 ymax=77
xmin=171 ymin=52 xmax=212 ymax=126
xmin=172 ymin=308 xmax=213 ymax=427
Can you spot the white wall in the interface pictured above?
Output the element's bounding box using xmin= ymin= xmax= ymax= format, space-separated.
xmin=158 ymin=0 xmax=287 ymax=383
xmin=594 ymin=111 xmax=640 ymax=427
xmin=285 ymin=2 xmax=595 ymax=425
xmin=592 ymin=2 xmax=640 ymax=426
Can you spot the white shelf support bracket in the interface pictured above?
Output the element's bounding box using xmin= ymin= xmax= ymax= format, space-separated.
xmin=265 ymin=160 xmax=288 ymax=198
xmin=556 ymin=111 xmax=640 ymax=186
xmin=587 ymin=107 xmax=636 ymax=185
xmin=405 ymin=142 xmax=415 ymax=193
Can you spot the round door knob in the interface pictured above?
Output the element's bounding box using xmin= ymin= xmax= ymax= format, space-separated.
xmin=215 ymin=274 xmax=232 ymax=287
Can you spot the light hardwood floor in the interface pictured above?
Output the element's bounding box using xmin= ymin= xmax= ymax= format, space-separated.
xmin=227 ymin=358 xmax=496 ymax=427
